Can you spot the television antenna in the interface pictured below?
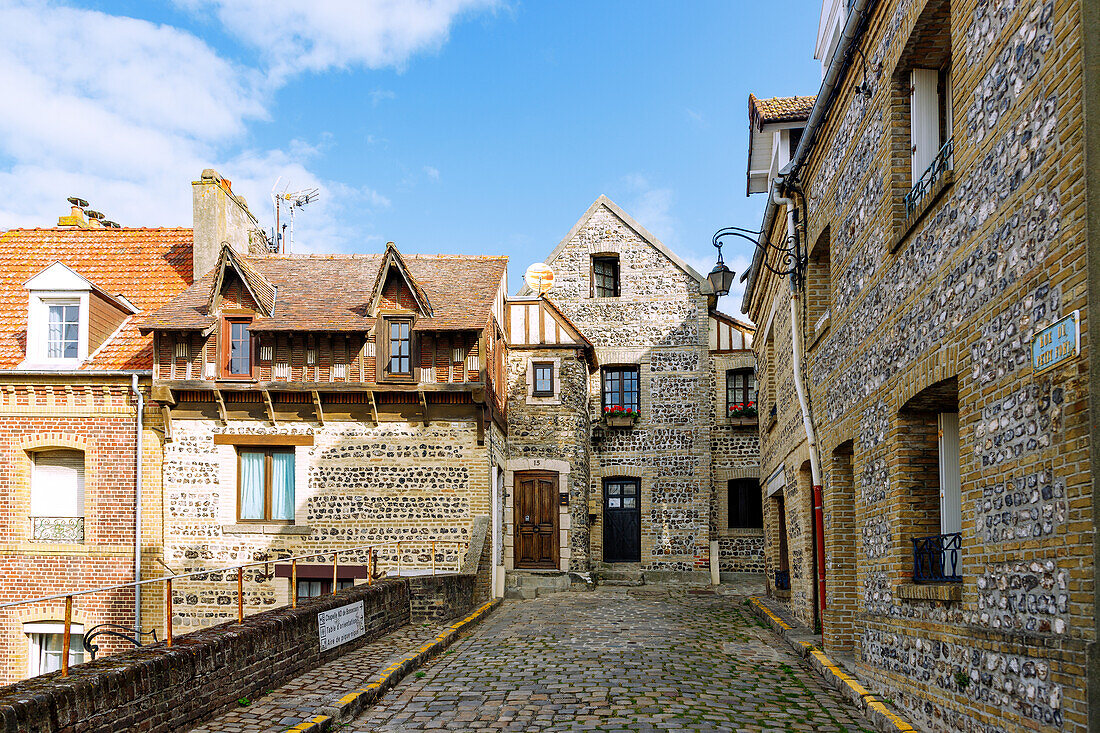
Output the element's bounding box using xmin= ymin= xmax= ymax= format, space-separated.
xmin=270 ymin=177 xmax=320 ymax=253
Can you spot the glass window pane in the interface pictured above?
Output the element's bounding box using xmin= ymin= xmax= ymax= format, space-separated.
xmin=239 ymin=451 xmax=265 ymax=519
xmin=270 ymin=451 xmax=294 ymax=521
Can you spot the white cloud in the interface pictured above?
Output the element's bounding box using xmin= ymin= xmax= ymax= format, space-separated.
xmin=370 ymin=89 xmax=397 ymax=106
xmin=0 ymin=0 xmax=491 ymax=244
xmin=175 ymin=0 xmax=500 ymax=81
xmin=423 ymin=165 xmax=440 ymax=181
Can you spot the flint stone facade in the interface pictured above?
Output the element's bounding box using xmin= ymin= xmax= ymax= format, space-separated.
xmin=744 ymin=0 xmax=1098 ymax=729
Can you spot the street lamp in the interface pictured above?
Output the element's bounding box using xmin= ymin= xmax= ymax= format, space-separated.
xmin=709 ymin=224 xmax=806 ymax=294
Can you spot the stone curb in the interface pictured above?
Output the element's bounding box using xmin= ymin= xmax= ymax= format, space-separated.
xmin=283 ymin=598 xmax=503 ymax=732
xmin=745 ymin=596 xmax=918 ymax=733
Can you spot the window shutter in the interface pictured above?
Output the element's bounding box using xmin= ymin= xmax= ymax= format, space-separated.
xmin=32 ymin=451 xmax=84 ymax=518
xmin=374 ymin=320 xmax=385 ymax=382
xmin=938 ymin=412 xmax=961 ymax=536
xmin=910 ymin=68 xmax=941 ymax=183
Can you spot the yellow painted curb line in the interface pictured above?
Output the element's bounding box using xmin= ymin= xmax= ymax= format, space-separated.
xmin=746 ymin=596 xmax=916 ymax=733
xmin=284 ymin=598 xmax=502 ymax=733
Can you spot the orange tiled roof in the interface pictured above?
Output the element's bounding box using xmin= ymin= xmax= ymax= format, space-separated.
xmin=0 ymin=228 xmax=193 ymax=370
xmin=748 ymin=94 xmax=817 ymax=127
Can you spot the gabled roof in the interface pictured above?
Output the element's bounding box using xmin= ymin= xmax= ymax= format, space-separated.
xmin=369 ymin=243 xmax=433 ymax=317
xmin=0 ymin=228 xmax=193 ymax=370
xmin=207 ymin=245 xmax=276 ymax=317
xmin=517 ymin=195 xmax=711 ymax=296
xmin=24 ymin=262 xmax=140 ymax=314
xmin=142 ymin=252 xmax=507 ymax=333
xmin=710 ymin=308 xmax=755 ymax=333
xmin=748 ymin=94 xmax=817 ymax=128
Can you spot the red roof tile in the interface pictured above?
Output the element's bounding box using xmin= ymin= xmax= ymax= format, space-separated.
xmin=748 ymin=94 xmax=817 ymax=127
xmin=0 ymin=228 xmax=193 ymax=370
xmin=142 ymin=252 xmax=508 ymax=333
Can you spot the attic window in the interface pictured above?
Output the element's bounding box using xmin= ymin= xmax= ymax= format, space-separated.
xmin=45 ymin=302 xmax=80 ymax=360
xmin=221 ymin=317 xmax=253 ymax=378
xmin=592 ymin=256 xmax=620 ymax=298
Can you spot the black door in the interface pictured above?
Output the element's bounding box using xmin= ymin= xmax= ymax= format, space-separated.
xmin=603 ymin=477 xmax=640 ymax=562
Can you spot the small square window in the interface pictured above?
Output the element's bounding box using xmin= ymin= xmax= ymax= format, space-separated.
xmin=728 ymin=478 xmax=762 ymax=529
xmin=532 ymin=361 xmax=554 ymax=397
xmin=592 ymin=256 xmax=620 ymax=298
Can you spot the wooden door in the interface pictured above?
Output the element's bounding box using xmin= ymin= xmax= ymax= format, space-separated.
xmin=603 ymin=477 xmax=641 ymax=563
xmin=514 ymin=472 xmax=559 ymax=569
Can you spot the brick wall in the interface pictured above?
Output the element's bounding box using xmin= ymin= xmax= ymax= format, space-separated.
xmin=745 ymin=0 xmax=1093 ymax=727
xmin=0 ymin=580 xmax=411 ymax=733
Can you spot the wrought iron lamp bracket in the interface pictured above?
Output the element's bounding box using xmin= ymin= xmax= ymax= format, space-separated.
xmin=711 ymin=225 xmax=806 ymax=290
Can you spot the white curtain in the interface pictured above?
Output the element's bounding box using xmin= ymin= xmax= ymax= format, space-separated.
xmin=271 ymin=451 xmax=294 ymax=521
xmin=239 ymin=452 xmax=265 ymax=520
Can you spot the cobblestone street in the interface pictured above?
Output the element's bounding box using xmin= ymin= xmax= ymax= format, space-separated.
xmin=349 ymin=582 xmax=874 ymax=732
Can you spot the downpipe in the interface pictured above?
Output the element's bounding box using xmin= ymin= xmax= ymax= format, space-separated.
xmin=131 ymin=375 xmax=143 ymax=634
xmin=773 ymin=184 xmax=827 ymax=630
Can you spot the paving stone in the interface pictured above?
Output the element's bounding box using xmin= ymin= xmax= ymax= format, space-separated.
xmin=348 ymin=581 xmax=874 ymax=731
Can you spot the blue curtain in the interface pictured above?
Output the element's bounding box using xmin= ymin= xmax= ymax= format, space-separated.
xmin=271 ymin=451 xmax=295 ymax=521
xmin=239 ymin=452 xmax=265 ymax=520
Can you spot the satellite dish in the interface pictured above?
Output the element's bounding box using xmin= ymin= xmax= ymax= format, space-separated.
xmin=524 ymin=263 xmax=554 ymax=295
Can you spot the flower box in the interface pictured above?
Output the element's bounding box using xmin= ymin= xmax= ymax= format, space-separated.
xmin=727 ymin=401 xmax=758 ymax=419
xmin=603 ymin=406 xmax=639 ymax=427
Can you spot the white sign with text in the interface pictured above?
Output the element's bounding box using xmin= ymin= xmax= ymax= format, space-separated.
xmin=318 ymin=600 xmax=366 ymax=652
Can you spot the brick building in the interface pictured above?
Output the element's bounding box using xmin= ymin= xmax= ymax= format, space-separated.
xmin=742 ymin=0 xmax=1099 ymax=729
xmin=0 ymin=205 xmax=192 ymax=682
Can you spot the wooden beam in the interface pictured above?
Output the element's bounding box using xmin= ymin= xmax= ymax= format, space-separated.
xmin=312 ymin=390 xmax=325 ymax=426
xmin=476 ymin=405 xmax=485 ymax=445
xmin=367 ymin=390 xmax=379 ymax=425
xmin=213 ymin=388 xmax=227 ymax=424
xmin=262 ymin=388 xmax=277 ymax=425
xmin=154 ymin=379 xmax=482 ymax=393
xmin=214 ymin=434 xmax=314 ymax=446
xmin=161 ymin=404 xmax=173 ymax=442
xmin=418 ymin=389 xmax=429 ymax=426
xmin=151 ymin=384 xmax=175 ymax=405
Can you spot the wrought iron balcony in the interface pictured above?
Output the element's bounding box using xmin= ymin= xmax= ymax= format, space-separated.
xmin=774 ymin=569 xmax=791 ymax=590
xmin=31 ymin=516 xmax=84 ymax=543
xmin=904 ymin=137 xmax=954 ymax=220
xmin=912 ymin=532 xmax=961 ymax=583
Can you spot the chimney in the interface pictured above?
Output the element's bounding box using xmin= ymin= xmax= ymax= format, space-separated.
xmin=192 ymin=169 xmax=268 ymax=279
xmin=85 ymin=210 xmax=104 ymax=229
xmin=58 ymin=197 xmax=90 ymax=228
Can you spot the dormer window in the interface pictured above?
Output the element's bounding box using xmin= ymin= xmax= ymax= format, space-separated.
xmin=383 ymin=317 xmax=413 ymax=378
xmin=22 ymin=262 xmax=137 ymax=369
xmin=222 ymin=317 xmax=253 ymax=378
xmin=46 ymin=301 xmax=80 ymax=360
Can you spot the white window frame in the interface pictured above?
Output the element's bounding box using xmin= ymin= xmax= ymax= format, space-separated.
xmin=24 ymin=622 xmax=85 ymax=677
xmin=27 ymin=292 xmax=89 ymax=367
xmin=910 ymin=68 xmax=941 ymax=185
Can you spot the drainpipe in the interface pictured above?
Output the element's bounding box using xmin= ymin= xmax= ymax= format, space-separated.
xmin=772 ymin=183 xmax=827 ymax=628
xmin=131 ymin=375 xmax=143 ymax=634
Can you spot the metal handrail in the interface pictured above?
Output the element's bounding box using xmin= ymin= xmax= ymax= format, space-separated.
xmin=0 ymin=538 xmax=468 ymax=677
xmin=904 ymin=137 xmax=954 ymax=219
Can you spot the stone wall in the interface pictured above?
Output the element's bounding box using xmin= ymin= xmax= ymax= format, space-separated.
xmin=745 ymin=0 xmax=1093 ymax=728
xmin=543 ymin=201 xmax=713 ymax=572
xmin=161 ymin=418 xmax=489 ymax=632
xmin=0 ymin=580 xmax=411 ymax=733
xmin=503 ymin=347 xmax=591 ymax=572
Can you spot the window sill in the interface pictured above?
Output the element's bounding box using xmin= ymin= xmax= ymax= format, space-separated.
xmin=896 ymin=582 xmax=962 ymax=602
xmin=721 ymin=527 xmax=765 ymax=538
xmin=892 ymin=170 xmax=954 ymax=252
xmin=766 ymin=412 xmax=778 ymax=432
xmin=723 ymin=417 xmax=758 ymax=426
xmin=809 ymin=313 xmax=830 ymax=349
xmin=222 ymin=524 xmax=312 ymax=536
xmin=604 ymin=416 xmax=638 ymax=428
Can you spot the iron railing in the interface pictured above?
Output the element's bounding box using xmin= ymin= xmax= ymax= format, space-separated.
xmin=0 ymin=538 xmax=467 ymax=679
xmin=912 ymin=532 xmax=962 ymax=583
xmin=774 ymin=570 xmax=791 ymax=590
xmin=31 ymin=516 xmax=84 ymax=543
xmin=904 ymin=137 xmax=954 ymax=219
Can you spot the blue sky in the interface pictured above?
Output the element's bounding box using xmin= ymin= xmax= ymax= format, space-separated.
xmin=0 ymin=1 xmax=824 ymax=313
